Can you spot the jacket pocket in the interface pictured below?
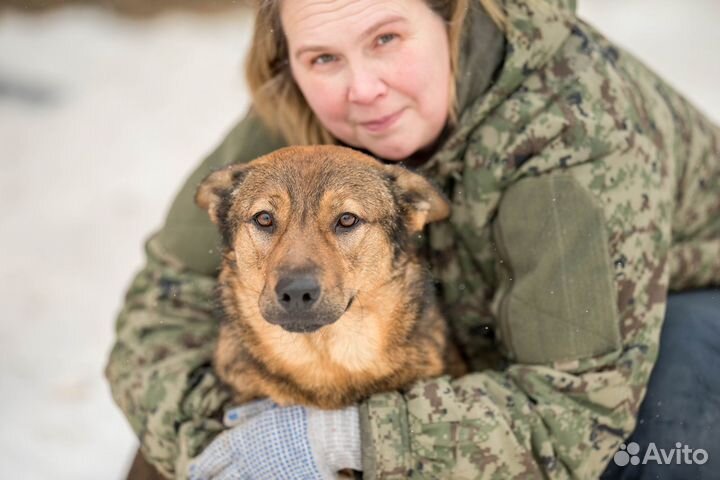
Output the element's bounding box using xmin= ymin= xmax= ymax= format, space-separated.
xmin=493 ymin=174 xmax=621 ymax=364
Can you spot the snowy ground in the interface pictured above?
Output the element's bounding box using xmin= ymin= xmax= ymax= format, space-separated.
xmin=0 ymin=7 xmax=253 ymax=479
xmin=0 ymin=1 xmax=718 ymax=479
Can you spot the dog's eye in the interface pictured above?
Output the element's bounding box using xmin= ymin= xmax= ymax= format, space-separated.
xmin=336 ymin=213 xmax=359 ymax=231
xmin=253 ymin=211 xmax=274 ymax=229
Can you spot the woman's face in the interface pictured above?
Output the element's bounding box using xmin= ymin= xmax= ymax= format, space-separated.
xmin=281 ymin=0 xmax=451 ymax=161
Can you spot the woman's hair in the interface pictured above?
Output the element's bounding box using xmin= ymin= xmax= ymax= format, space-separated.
xmin=246 ymin=0 xmax=505 ymax=145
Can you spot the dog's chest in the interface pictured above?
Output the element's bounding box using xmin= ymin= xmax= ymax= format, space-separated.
xmin=268 ymin=311 xmax=390 ymax=383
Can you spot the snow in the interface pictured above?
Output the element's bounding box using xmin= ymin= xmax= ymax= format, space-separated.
xmin=0 ymin=6 xmax=253 ymax=479
xmin=578 ymin=0 xmax=720 ymax=123
xmin=0 ymin=2 xmax=718 ymax=479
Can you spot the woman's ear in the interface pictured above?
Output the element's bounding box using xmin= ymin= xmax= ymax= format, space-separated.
xmin=384 ymin=165 xmax=451 ymax=232
xmin=195 ymin=163 xmax=250 ymax=225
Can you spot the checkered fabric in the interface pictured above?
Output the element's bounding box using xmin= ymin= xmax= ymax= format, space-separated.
xmin=188 ymin=400 xmax=360 ymax=480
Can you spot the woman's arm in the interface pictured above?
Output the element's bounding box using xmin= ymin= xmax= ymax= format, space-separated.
xmin=106 ymin=236 xmax=226 ymax=478
xmin=360 ymin=145 xmax=674 ymax=478
xmin=105 ymin=112 xmax=286 ymax=478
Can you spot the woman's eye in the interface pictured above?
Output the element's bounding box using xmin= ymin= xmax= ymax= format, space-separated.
xmin=336 ymin=213 xmax=359 ymax=231
xmin=376 ymin=33 xmax=397 ymax=46
xmin=312 ymin=54 xmax=336 ymax=65
xmin=253 ymin=211 xmax=274 ymax=229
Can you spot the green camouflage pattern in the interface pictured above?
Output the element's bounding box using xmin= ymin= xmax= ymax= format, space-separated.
xmin=105 ymin=0 xmax=720 ymax=477
xmin=361 ymin=0 xmax=720 ymax=478
xmin=105 ymin=236 xmax=230 ymax=478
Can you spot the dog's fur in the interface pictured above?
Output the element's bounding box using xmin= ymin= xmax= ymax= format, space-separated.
xmin=196 ymin=145 xmax=458 ymax=409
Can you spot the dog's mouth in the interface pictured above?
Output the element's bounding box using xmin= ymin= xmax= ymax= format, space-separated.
xmin=281 ymin=322 xmax=327 ymax=333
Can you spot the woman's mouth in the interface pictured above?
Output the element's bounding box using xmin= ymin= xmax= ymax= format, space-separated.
xmin=359 ymin=109 xmax=404 ymax=133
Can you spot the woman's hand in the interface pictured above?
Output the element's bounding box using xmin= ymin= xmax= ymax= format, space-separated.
xmin=188 ymin=399 xmax=362 ymax=480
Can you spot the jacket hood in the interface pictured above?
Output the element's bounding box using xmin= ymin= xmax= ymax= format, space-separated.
xmin=454 ymin=1 xmax=506 ymax=119
xmin=423 ymin=0 xmax=577 ymax=178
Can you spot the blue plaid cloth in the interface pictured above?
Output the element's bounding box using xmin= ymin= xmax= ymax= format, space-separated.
xmin=189 ymin=401 xmax=324 ymax=480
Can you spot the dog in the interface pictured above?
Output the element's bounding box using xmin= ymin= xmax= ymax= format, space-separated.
xmin=195 ymin=145 xmax=460 ymax=409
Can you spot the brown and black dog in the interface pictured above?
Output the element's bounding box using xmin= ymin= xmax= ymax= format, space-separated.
xmin=196 ymin=145 xmax=459 ymax=409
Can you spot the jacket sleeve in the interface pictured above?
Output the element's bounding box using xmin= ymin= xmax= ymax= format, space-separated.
xmin=666 ymin=94 xmax=720 ymax=291
xmin=105 ymin=112 xmax=286 ymax=478
xmin=359 ymin=147 xmax=674 ymax=478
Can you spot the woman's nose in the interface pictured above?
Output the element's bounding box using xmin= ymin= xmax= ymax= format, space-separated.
xmin=347 ymin=66 xmax=387 ymax=104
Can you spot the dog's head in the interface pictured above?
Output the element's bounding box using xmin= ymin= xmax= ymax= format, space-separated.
xmin=196 ymin=145 xmax=449 ymax=333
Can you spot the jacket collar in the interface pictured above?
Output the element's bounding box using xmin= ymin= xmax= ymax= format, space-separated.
xmin=421 ymin=0 xmax=575 ymax=179
xmin=454 ymin=1 xmax=506 ymax=119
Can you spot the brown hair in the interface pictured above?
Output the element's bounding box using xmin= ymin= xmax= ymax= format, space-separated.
xmin=246 ymin=0 xmax=505 ymax=145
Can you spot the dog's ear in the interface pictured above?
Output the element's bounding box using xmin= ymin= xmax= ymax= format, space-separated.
xmin=385 ymin=165 xmax=450 ymax=232
xmin=195 ymin=163 xmax=250 ymax=225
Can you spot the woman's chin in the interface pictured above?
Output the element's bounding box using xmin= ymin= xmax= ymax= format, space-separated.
xmin=335 ymin=130 xmax=421 ymax=162
xmin=365 ymin=139 xmax=417 ymax=162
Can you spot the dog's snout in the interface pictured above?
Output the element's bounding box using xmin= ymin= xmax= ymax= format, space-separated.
xmin=275 ymin=275 xmax=321 ymax=313
xmin=263 ymin=270 xmax=344 ymax=333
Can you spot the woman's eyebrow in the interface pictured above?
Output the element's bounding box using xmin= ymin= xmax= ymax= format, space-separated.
xmin=293 ymin=15 xmax=406 ymax=59
xmin=360 ymin=15 xmax=406 ymax=39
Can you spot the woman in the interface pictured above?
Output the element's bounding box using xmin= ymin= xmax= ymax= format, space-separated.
xmin=106 ymin=0 xmax=720 ymax=478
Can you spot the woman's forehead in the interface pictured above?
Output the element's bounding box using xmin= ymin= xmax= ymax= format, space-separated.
xmin=281 ymin=0 xmax=419 ymax=47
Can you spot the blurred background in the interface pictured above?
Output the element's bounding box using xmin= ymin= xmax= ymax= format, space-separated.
xmin=0 ymin=0 xmax=719 ymax=478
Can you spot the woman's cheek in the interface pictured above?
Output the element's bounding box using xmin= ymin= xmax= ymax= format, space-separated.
xmin=304 ymin=78 xmax=344 ymax=117
xmin=391 ymin=50 xmax=432 ymax=97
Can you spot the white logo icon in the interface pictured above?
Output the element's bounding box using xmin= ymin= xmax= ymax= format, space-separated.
xmin=614 ymin=442 xmax=641 ymax=466
xmin=613 ymin=442 xmax=709 ymax=466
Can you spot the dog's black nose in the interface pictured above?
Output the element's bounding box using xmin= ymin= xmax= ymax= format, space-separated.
xmin=275 ymin=275 xmax=321 ymax=313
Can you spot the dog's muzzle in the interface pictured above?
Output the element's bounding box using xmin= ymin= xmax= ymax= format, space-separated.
xmin=263 ymin=273 xmax=342 ymax=333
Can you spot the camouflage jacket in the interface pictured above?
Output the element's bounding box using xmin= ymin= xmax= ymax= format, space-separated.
xmin=105 ymin=0 xmax=720 ymax=478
